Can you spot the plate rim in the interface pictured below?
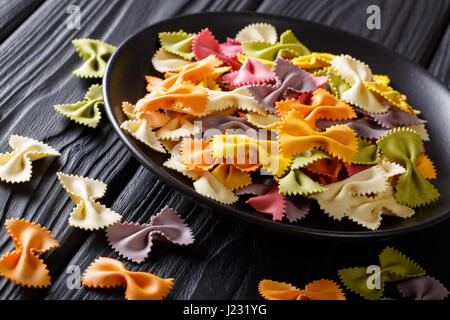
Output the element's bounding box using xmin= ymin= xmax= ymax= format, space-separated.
xmin=103 ymin=11 xmax=450 ymax=240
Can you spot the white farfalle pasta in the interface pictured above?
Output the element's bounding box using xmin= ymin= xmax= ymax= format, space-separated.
xmin=151 ymin=47 xmax=191 ymax=73
xmin=193 ymin=172 xmax=238 ymax=204
xmin=408 ymin=124 xmax=430 ymax=141
xmin=235 ymin=23 xmax=278 ymax=44
xmin=311 ymin=161 xmax=406 ymax=227
xmin=121 ymin=120 xmax=166 ymax=153
xmin=246 ymin=112 xmax=280 ymax=129
xmin=163 ymin=142 xmax=201 ymax=180
xmin=0 ymin=135 xmax=60 ymax=183
xmin=331 ymin=55 xmax=387 ymax=114
xmin=57 ymin=172 xmax=122 ymax=230
xmin=205 ymin=87 xmax=266 ymax=114
xmin=155 ymin=116 xmax=199 ymax=140
xmin=345 ymin=185 xmax=414 ymax=230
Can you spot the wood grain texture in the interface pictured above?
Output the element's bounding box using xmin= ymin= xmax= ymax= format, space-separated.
xmin=257 ymin=0 xmax=450 ymax=65
xmin=0 ymin=0 xmax=449 ymax=300
xmin=0 ymin=0 xmax=44 ymax=42
xmin=429 ymin=23 xmax=450 ymax=87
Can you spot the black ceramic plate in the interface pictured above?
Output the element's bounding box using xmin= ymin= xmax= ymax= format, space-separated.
xmin=103 ymin=12 xmax=450 ymax=240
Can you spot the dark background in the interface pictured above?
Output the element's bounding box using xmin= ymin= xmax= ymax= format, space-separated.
xmin=0 ymin=0 xmax=449 ymax=300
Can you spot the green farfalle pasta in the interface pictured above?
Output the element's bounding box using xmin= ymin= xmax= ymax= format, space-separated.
xmin=241 ymin=29 xmax=310 ymax=61
xmin=158 ymin=30 xmax=195 ymax=60
xmin=72 ymin=39 xmax=116 ymax=78
xmin=376 ymin=128 xmax=439 ymax=207
xmin=313 ymin=67 xmax=350 ymax=99
xmin=338 ymin=247 xmax=426 ymax=300
xmin=353 ymin=138 xmax=380 ymax=165
xmin=54 ymin=84 xmax=103 ymax=128
xmin=278 ymin=149 xmax=329 ymax=196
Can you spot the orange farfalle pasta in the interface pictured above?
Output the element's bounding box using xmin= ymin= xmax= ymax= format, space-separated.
xmin=181 ymin=138 xmax=218 ymax=172
xmin=135 ymin=82 xmax=209 ymax=115
xmin=161 ymin=55 xmax=223 ymax=89
xmin=278 ymin=109 xmax=358 ymax=163
xmin=259 ymin=279 xmax=346 ymax=300
xmin=276 ymin=88 xmax=357 ymax=128
xmin=0 ymin=219 xmax=59 ymax=288
xmin=416 ymin=153 xmax=436 ymax=180
xmin=82 ymin=257 xmax=173 ymax=300
xmin=306 ymin=157 xmax=343 ymax=178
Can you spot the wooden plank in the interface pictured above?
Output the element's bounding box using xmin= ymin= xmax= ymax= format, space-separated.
xmin=257 ymin=0 xmax=450 ymax=65
xmin=428 ymin=23 xmax=450 ymax=87
xmin=0 ymin=0 xmax=449 ymax=300
xmin=0 ymin=0 xmax=262 ymax=299
xmin=0 ymin=0 xmax=44 ymax=43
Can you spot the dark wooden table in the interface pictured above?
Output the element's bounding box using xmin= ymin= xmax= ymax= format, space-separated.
xmin=0 ymin=0 xmax=449 ymax=300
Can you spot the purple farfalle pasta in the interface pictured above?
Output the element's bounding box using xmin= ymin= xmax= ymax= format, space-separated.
xmin=396 ymin=276 xmax=449 ymax=300
xmin=235 ymin=177 xmax=275 ymax=196
xmin=106 ymin=206 xmax=194 ymax=264
xmin=247 ymin=58 xmax=317 ymax=114
xmin=285 ymin=196 xmax=311 ymax=223
xmin=355 ymin=105 xmax=427 ymax=129
xmin=316 ymin=119 xmax=389 ymax=139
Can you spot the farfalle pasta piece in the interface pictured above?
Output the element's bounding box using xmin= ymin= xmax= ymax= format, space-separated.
xmin=416 ymin=153 xmax=436 ymax=180
xmin=180 ymin=138 xmax=217 ymax=172
xmin=241 ymin=29 xmax=310 ymax=61
xmin=57 ymin=172 xmax=122 ymax=230
xmin=305 ymin=157 xmax=343 ymax=178
xmin=291 ymin=52 xmax=336 ymax=69
xmin=0 ymin=219 xmax=59 ymax=288
xmin=353 ymin=138 xmax=380 ymax=165
xmin=54 ymin=84 xmax=103 ymax=128
xmin=275 ymin=88 xmax=357 ymax=127
xmin=0 ymin=135 xmax=60 ymax=183
xmin=376 ymin=128 xmax=439 ymax=207
xmin=158 ymin=30 xmax=195 ymax=60
xmin=310 ymin=161 xmax=407 ymax=227
xmin=199 ymin=115 xmax=258 ymax=140
xmin=82 ymin=257 xmax=174 ymax=300
xmin=193 ymin=172 xmax=238 ymax=204
xmin=235 ymin=177 xmax=275 ymax=196
xmin=122 ymin=102 xmax=171 ymax=128
xmin=192 ymin=28 xmax=242 ymax=70
xmin=151 ymin=48 xmax=191 ymax=73
xmin=211 ymin=164 xmax=251 ymax=191
xmin=235 ymin=23 xmax=278 ymax=44
xmin=155 ymin=114 xmax=199 ymax=140
xmin=316 ymin=119 xmax=389 ymax=140
xmin=278 ymin=109 xmax=358 ymax=163
xmin=313 ymin=67 xmax=350 ymax=99
xmin=163 ymin=142 xmax=201 ymax=181
xmin=338 ymin=247 xmax=426 ymax=300
xmin=396 ymin=276 xmax=449 ymax=300
xmin=357 ymin=105 xmax=426 ymax=129
xmin=205 ymin=87 xmax=266 ymax=115
xmin=246 ymin=185 xmax=286 ymax=221
xmin=210 ymin=134 xmax=290 ymax=177
xmin=259 ymin=279 xmax=346 ymax=300
xmin=285 ymin=196 xmax=311 ymax=222
xmin=106 ymin=206 xmax=194 ymax=264
xmin=364 ymin=81 xmax=415 ymax=114
xmin=278 ymin=149 xmax=330 ymax=196
xmin=222 ymin=58 xmax=275 ymax=87
xmin=72 ymin=38 xmax=116 ymax=78
xmin=121 ymin=120 xmax=166 ymax=153
xmin=245 ymin=112 xmax=280 ymax=130
xmin=136 ymin=82 xmax=209 ymax=116
xmin=331 ymin=55 xmax=387 ymax=114
xmin=248 ymin=58 xmax=317 ymax=114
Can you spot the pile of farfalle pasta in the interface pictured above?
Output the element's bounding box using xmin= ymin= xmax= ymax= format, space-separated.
xmin=119 ymin=23 xmax=439 ymax=231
